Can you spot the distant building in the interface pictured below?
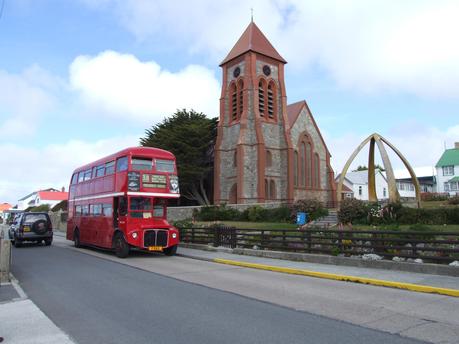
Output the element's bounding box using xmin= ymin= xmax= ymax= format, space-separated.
xmin=394 ymin=166 xmax=436 ymax=198
xmin=435 ymin=142 xmax=459 ymax=196
xmin=17 ymin=188 xmax=68 ymax=210
xmin=335 ymin=170 xmax=388 ymax=201
xmin=0 ymin=203 xmax=12 ymax=220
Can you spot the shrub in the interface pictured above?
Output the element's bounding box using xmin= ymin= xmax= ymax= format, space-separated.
xmin=448 ymin=196 xmax=459 ymax=205
xmin=51 ymin=200 xmax=68 ymax=211
xmin=421 ymin=192 xmax=449 ymax=201
xmin=265 ymin=206 xmax=291 ymax=222
xmin=29 ymin=204 xmax=50 ymax=212
xmin=338 ymin=198 xmax=366 ymax=224
xmin=291 ymin=199 xmax=328 ymax=222
xmin=247 ymin=205 xmax=266 ymax=222
xmin=193 ymin=204 xmax=243 ymax=221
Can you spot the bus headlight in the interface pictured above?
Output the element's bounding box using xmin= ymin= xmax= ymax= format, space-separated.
xmin=172 ymin=233 xmax=177 ymax=239
xmin=132 ymin=232 xmax=138 ymax=239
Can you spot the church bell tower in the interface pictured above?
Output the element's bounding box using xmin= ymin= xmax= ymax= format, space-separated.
xmin=214 ymin=21 xmax=295 ymax=204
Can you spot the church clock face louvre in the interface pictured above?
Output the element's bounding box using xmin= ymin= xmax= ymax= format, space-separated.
xmin=233 ymin=67 xmax=241 ymax=78
xmin=263 ymin=65 xmax=271 ymax=76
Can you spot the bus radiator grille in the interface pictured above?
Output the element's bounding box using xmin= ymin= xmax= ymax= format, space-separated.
xmin=144 ymin=230 xmax=168 ymax=247
xmin=156 ymin=230 xmax=168 ymax=247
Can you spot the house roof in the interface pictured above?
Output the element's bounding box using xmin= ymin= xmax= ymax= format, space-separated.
xmin=448 ymin=176 xmax=459 ymax=183
xmin=37 ymin=191 xmax=68 ymax=201
xmin=18 ymin=188 xmax=61 ymax=202
xmin=337 ymin=170 xmax=386 ymax=185
xmin=18 ymin=191 xmax=36 ymax=201
xmin=435 ymin=148 xmax=459 ymax=167
xmin=220 ymin=21 xmax=286 ymax=66
xmin=0 ymin=203 xmax=12 ymax=212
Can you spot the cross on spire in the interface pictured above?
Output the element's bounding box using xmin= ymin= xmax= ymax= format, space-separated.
xmin=251 ymin=8 xmax=253 ymax=22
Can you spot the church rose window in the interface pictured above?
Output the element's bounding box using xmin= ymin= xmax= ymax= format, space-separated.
xmin=233 ymin=66 xmax=241 ymax=78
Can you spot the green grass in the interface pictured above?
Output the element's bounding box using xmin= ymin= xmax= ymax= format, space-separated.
xmin=194 ymin=221 xmax=297 ymax=230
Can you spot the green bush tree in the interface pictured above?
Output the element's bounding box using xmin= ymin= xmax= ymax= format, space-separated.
xmin=140 ymin=109 xmax=218 ymax=205
xmin=290 ymin=199 xmax=328 ymax=222
xmin=338 ymin=198 xmax=366 ymax=224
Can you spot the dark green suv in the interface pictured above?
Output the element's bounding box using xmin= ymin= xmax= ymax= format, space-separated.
xmin=9 ymin=212 xmax=53 ymax=247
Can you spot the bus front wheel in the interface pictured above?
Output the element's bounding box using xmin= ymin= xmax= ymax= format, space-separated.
xmin=114 ymin=233 xmax=129 ymax=258
xmin=163 ymin=245 xmax=177 ymax=256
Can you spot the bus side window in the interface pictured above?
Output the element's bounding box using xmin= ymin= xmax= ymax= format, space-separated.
xmin=119 ymin=197 xmax=127 ymax=216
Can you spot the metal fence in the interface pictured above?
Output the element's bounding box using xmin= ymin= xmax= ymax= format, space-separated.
xmin=179 ymin=226 xmax=459 ymax=264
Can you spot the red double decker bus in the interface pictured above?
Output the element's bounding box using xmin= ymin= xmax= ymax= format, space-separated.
xmin=66 ymin=147 xmax=180 ymax=258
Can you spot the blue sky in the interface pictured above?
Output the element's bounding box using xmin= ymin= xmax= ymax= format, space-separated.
xmin=1 ymin=0 xmax=459 ymax=204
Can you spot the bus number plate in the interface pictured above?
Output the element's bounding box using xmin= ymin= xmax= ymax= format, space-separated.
xmin=148 ymin=246 xmax=163 ymax=251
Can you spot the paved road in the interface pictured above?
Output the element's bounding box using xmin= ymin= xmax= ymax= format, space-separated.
xmin=11 ymin=242 xmax=424 ymax=344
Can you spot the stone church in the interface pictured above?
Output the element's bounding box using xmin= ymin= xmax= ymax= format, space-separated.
xmin=214 ymin=21 xmax=336 ymax=205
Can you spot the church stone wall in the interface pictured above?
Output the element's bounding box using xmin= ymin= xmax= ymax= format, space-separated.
xmin=226 ymin=62 xmax=246 ymax=85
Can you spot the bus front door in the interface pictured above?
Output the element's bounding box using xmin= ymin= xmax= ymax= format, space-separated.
xmin=112 ymin=196 xmax=127 ymax=242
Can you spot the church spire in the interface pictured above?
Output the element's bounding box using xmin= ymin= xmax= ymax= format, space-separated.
xmin=220 ymin=21 xmax=286 ymax=66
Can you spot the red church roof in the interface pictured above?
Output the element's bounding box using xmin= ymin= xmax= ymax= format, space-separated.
xmin=220 ymin=21 xmax=286 ymax=66
xmin=37 ymin=191 xmax=68 ymax=201
xmin=286 ymin=101 xmax=305 ymax=127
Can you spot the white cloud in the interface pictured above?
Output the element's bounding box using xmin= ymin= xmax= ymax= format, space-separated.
xmin=0 ymin=65 xmax=61 ymax=139
xmin=83 ymin=0 xmax=459 ymax=98
xmin=69 ymin=50 xmax=220 ymax=120
xmin=0 ymin=135 xmax=139 ymax=205
xmin=327 ymin=123 xmax=459 ymax=175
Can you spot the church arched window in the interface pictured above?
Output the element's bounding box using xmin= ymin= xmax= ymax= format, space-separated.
xmin=233 ymin=150 xmax=237 ymax=167
xmin=314 ymin=153 xmax=320 ymax=188
xmin=298 ymin=133 xmax=315 ymax=189
xmin=294 ymin=151 xmax=298 ymax=187
xmin=267 ymin=81 xmax=276 ymax=119
xmin=270 ymin=180 xmax=276 ymax=199
xmin=229 ymin=183 xmax=237 ymax=204
xmin=237 ymin=79 xmax=244 ymax=119
xmin=266 ymin=149 xmax=272 ymax=168
xmin=300 ymin=143 xmax=305 ymax=186
xmin=306 ymin=142 xmax=312 ymax=188
xmin=230 ymin=82 xmax=237 ymax=121
xmin=258 ymin=79 xmax=266 ymax=117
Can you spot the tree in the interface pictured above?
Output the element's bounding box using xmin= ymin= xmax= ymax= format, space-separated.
xmin=352 ymin=164 xmax=385 ymax=172
xmin=140 ymin=109 xmax=218 ymax=205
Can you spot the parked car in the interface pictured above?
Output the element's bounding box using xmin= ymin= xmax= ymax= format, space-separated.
xmin=9 ymin=212 xmax=53 ymax=247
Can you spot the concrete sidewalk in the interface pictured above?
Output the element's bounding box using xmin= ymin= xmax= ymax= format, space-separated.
xmin=177 ymin=245 xmax=459 ymax=296
xmin=0 ymin=280 xmax=75 ymax=344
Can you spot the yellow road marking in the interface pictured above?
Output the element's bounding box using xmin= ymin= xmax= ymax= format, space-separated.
xmin=214 ymin=258 xmax=459 ymax=298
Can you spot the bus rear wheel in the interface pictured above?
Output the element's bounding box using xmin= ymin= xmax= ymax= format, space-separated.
xmin=163 ymin=245 xmax=177 ymax=256
xmin=114 ymin=233 xmax=129 ymax=258
xmin=74 ymin=229 xmax=81 ymax=248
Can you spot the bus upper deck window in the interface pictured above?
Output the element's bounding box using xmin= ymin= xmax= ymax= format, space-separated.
xmin=132 ymin=158 xmax=153 ymax=171
xmin=156 ymin=159 xmax=175 ymax=172
xmin=116 ymin=156 xmax=128 ymax=172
